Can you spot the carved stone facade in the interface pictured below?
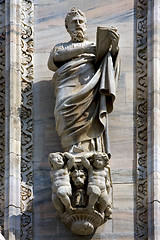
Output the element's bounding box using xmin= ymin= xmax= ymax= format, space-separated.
xmin=1 ymin=0 xmax=160 ymax=239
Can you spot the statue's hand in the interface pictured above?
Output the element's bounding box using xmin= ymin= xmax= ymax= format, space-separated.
xmin=64 ymin=152 xmax=75 ymax=160
xmin=109 ymin=30 xmax=119 ymax=54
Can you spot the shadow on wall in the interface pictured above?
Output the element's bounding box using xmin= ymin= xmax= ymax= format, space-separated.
xmin=32 ymin=79 xmax=98 ymax=239
xmin=33 ymin=79 xmax=62 ymax=154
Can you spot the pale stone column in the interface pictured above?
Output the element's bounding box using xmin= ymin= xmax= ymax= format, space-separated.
xmin=148 ymin=0 xmax=160 ymax=239
xmin=3 ymin=0 xmax=34 ymax=239
xmin=4 ymin=0 xmax=21 ymax=239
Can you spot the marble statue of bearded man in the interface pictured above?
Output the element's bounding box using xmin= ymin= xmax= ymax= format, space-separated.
xmin=48 ymin=8 xmax=120 ymax=157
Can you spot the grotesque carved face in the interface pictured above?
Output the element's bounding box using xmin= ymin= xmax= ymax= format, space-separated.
xmin=49 ymin=153 xmax=64 ymax=169
xmin=71 ymin=169 xmax=86 ymax=188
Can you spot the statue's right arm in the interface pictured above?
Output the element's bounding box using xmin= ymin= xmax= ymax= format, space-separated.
xmin=48 ymin=43 xmax=96 ymax=71
xmin=53 ymin=43 xmax=95 ymax=62
xmin=48 ymin=48 xmax=59 ymax=71
xmin=48 ymin=45 xmax=84 ymax=71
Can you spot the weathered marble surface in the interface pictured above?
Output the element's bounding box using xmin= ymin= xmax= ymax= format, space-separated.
xmin=33 ymin=0 xmax=135 ymax=239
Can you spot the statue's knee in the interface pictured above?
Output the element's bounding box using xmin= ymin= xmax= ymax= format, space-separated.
xmin=52 ymin=193 xmax=57 ymax=202
xmin=99 ymin=194 xmax=108 ymax=207
xmin=88 ymin=186 xmax=101 ymax=197
xmin=100 ymin=198 xmax=108 ymax=206
xmin=57 ymin=191 xmax=66 ymax=199
xmin=94 ymin=191 xmax=100 ymax=198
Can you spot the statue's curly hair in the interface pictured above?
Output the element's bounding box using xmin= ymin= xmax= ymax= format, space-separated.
xmin=65 ymin=7 xmax=87 ymax=32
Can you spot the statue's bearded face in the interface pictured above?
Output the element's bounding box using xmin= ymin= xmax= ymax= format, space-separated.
xmin=67 ymin=15 xmax=87 ymax=42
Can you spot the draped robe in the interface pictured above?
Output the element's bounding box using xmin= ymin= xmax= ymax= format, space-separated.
xmin=48 ymin=41 xmax=120 ymax=156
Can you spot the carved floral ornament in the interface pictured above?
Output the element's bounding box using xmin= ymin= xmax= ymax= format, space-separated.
xmin=48 ymin=7 xmax=120 ymax=235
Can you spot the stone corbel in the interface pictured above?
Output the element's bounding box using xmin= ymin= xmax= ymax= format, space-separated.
xmin=49 ymin=150 xmax=112 ymax=236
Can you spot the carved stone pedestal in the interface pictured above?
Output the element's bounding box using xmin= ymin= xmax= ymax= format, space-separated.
xmin=62 ymin=209 xmax=104 ymax=235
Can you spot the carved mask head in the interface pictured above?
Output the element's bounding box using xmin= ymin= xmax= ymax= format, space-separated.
xmin=71 ymin=169 xmax=87 ymax=188
xmin=65 ymin=7 xmax=87 ymax=42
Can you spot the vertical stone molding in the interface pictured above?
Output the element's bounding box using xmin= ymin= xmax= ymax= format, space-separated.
xmin=20 ymin=1 xmax=34 ymax=239
xmin=4 ymin=0 xmax=34 ymax=239
xmin=147 ymin=0 xmax=160 ymax=239
xmin=4 ymin=0 xmax=22 ymax=239
xmin=0 ymin=0 xmax=5 ymax=234
xmin=136 ymin=0 xmax=160 ymax=238
xmin=136 ymin=0 xmax=148 ymax=239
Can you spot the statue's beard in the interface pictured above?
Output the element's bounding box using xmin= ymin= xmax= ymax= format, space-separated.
xmin=70 ymin=29 xmax=86 ymax=42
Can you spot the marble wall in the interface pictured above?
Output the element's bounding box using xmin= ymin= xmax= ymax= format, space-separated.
xmin=33 ymin=0 xmax=135 ymax=239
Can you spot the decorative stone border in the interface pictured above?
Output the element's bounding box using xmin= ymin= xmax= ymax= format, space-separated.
xmin=20 ymin=1 xmax=34 ymax=239
xmin=136 ymin=0 xmax=148 ymax=239
xmin=0 ymin=0 xmax=5 ymax=233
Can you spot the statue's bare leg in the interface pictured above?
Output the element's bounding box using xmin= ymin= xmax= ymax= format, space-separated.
xmin=98 ymin=191 xmax=108 ymax=213
xmin=52 ymin=193 xmax=64 ymax=215
xmin=87 ymin=186 xmax=101 ymax=211
xmin=104 ymin=201 xmax=112 ymax=220
xmin=57 ymin=188 xmax=73 ymax=212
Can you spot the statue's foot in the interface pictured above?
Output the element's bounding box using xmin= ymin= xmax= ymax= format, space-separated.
xmin=104 ymin=207 xmax=112 ymax=220
xmin=104 ymin=214 xmax=112 ymax=221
